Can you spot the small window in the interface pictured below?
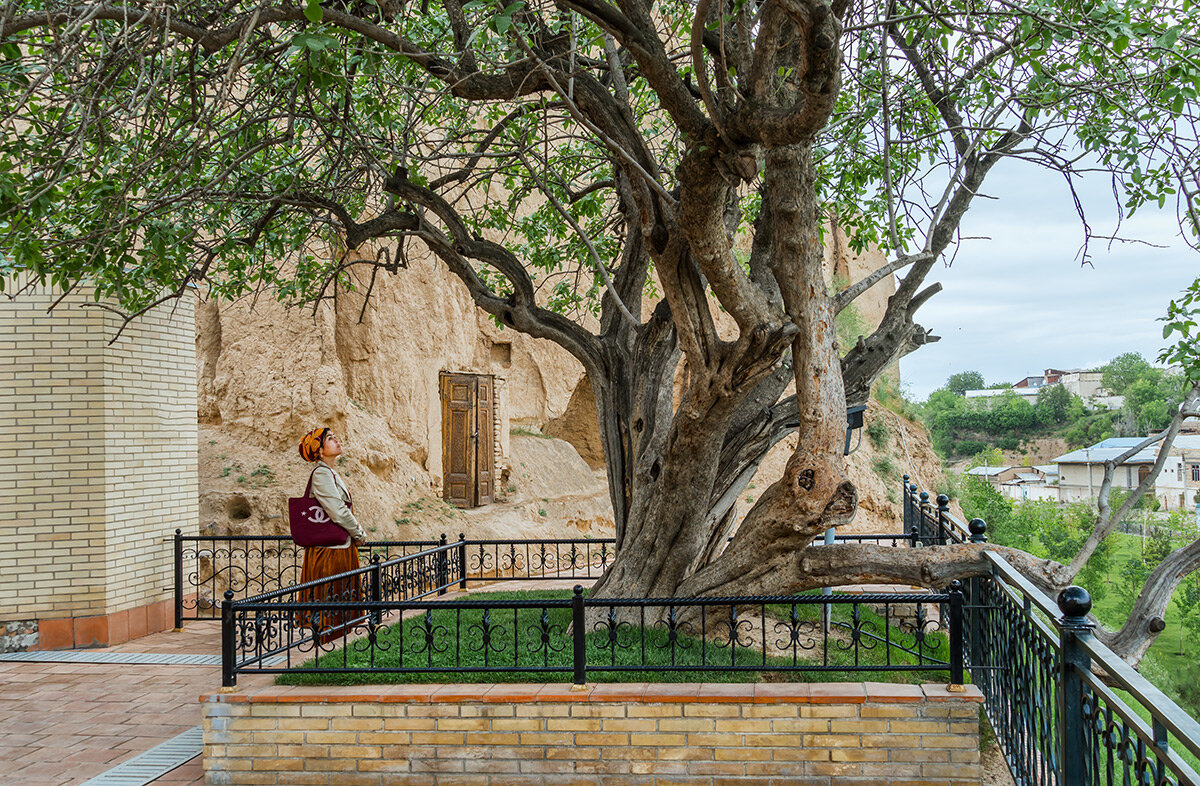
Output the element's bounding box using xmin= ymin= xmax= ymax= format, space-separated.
xmin=490 ymin=341 xmax=512 ymax=366
xmin=1192 ymin=464 xmax=1200 ymax=482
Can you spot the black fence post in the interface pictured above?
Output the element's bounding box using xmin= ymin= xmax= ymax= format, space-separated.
xmin=947 ymin=580 xmax=964 ymax=689
xmin=221 ymin=590 xmax=237 ymax=689
xmin=936 ymin=494 xmax=951 ymax=545
xmin=437 ymin=533 xmax=448 ymax=596
xmin=919 ymin=491 xmax=931 ymax=544
xmin=173 ymin=528 xmax=184 ymax=631
xmin=901 ymin=475 xmax=911 ymax=530
xmin=458 ymin=533 xmax=468 ymax=590
xmin=572 ymin=585 xmax=586 ymax=685
xmin=1058 ymin=586 xmax=1094 ymax=784
xmin=370 ymin=554 xmax=382 ymax=629
xmin=967 ymin=519 xmax=987 ymax=679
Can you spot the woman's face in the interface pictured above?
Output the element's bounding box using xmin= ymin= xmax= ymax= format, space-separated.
xmin=321 ymin=431 xmax=342 ymax=460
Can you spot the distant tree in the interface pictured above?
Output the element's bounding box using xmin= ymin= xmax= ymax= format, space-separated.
xmin=961 ymin=474 xmax=1013 ymax=531
xmin=1177 ymin=573 xmax=1200 ymax=655
xmin=987 ymin=391 xmax=1038 ymax=434
xmin=1035 ymin=385 xmax=1072 ymax=425
xmin=946 ymin=371 xmax=985 ymax=396
xmin=1102 ymin=353 xmax=1157 ymax=396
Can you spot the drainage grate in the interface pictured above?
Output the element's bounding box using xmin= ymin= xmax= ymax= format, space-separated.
xmin=0 ymin=651 xmax=286 ymax=666
xmin=80 ymin=726 xmax=202 ymax=786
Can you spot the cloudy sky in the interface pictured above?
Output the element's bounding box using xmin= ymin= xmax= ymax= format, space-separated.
xmin=897 ymin=160 xmax=1198 ymax=401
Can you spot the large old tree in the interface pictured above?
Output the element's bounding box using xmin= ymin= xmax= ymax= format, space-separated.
xmin=3 ymin=0 xmax=1200 ymax=653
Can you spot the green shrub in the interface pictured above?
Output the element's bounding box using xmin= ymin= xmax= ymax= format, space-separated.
xmin=866 ymin=419 xmax=890 ymax=450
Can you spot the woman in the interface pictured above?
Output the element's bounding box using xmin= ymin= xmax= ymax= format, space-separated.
xmin=296 ymin=427 xmax=368 ymax=644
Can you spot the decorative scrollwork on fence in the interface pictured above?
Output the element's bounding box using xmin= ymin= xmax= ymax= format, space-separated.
xmin=832 ymin=604 xmax=880 ymax=653
xmin=1080 ymin=687 xmax=1181 ymax=785
xmin=525 ymin=609 xmax=567 ymax=661
xmin=409 ymin=610 xmax=450 ymax=665
xmin=773 ymin=606 xmax=820 ymax=654
xmin=468 ymin=608 xmax=510 ymax=665
xmin=649 ymin=606 xmax=695 ymax=662
xmin=712 ymin=606 xmax=755 ymax=662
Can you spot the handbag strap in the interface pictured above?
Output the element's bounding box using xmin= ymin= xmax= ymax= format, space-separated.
xmin=305 ymin=464 xmax=353 ymax=511
xmin=303 ymin=466 xmax=320 ymax=498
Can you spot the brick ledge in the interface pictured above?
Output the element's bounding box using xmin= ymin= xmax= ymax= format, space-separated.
xmin=203 ymin=681 xmax=983 ymax=705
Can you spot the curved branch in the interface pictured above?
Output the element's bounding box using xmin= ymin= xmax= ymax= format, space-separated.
xmin=833 ymin=252 xmax=928 ymax=313
xmin=384 ymin=169 xmax=604 ymax=372
xmin=679 ymin=540 xmax=1069 ymax=598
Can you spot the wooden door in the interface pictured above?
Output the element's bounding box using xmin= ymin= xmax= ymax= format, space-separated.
xmin=441 ymin=372 xmax=476 ymax=507
xmin=440 ymin=372 xmax=496 ymax=507
xmin=475 ymin=376 xmax=494 ymax=505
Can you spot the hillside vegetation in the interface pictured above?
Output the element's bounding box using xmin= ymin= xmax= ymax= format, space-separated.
xmin=921 ymin=353 xmax=1188 ymax=460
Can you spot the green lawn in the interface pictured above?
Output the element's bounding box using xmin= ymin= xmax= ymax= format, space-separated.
xmin=276 ymin=589 xmax=956 ymax=686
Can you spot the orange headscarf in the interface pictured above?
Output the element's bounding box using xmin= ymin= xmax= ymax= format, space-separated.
xmin=299 ymin=427 xmax=328 ymax=462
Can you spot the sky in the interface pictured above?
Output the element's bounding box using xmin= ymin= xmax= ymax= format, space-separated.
xmin=898 ymin=161 xmax=1198 ymax=401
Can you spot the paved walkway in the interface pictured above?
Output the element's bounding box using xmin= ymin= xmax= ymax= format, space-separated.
xmin=0 ymin=621 xmax=261 ymax=786
xmin=1 ymin=580 xmax=573 ymax=785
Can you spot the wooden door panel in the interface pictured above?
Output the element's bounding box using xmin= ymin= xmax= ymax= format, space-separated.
xmin=476 ymin=375 xmax=494 ymax=505
xmin=441 ymin=373 xmax=476 ymax=507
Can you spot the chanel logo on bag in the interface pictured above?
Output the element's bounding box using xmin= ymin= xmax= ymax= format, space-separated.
xmin=306 ymin=506 xmax=331 ymax=524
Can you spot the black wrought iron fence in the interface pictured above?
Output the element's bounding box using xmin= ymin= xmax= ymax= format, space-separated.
xmin=220 ymin=539 xmax=464 ymax=686
xmin=174 ymin=530 xmax=900 ymax=627
xmin=222 ymin=582 xmax=962 ymax=688
xmin=902 ymin=477 xmax=1200 ymax=786
xmin=171 ymin=530 xmax=441 ymax=626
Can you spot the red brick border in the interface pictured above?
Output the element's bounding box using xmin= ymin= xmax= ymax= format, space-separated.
xmin=35 ymin=597 xmax=174 ymax=650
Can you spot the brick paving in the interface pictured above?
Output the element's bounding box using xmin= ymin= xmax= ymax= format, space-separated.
xmin=1 ymin=580 xmax=570 ymax=785
xmin=0 ymin=621 xmax=266 ymax=786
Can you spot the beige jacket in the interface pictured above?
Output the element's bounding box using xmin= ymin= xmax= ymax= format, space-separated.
xmin=310 ymin=463 xmax=367 ymax=547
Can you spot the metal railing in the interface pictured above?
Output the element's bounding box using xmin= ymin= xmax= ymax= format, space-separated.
xmin=220 ymin=539 xmax=464 ymax=686
xmin=204 ymin=477 xmax=1200 ymax=783
xmin=222 ymin=576 xmax=963 ymax=687
xmin=171 ymin=530 xmax=440 ymax=626
xmin=173 ymin=530 xmax=904 ymax=626
xmin=902 ymin=475 xmax=1200 ymax=786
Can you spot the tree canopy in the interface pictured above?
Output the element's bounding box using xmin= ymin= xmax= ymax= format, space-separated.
xmin=4 ymin=0 xmax=1200 ymax=659
xmin=946 ymin=371 xmax=984 ymax=396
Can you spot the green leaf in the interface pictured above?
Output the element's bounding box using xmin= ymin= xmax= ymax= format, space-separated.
xmin=304 ymin=0 xmax=323 ymax=24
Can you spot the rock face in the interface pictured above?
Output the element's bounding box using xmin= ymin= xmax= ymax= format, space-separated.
xmin=196 ymin=216 xmax=946 ymax=545
xmin=196 ymin=250 xmax=602 ymax=542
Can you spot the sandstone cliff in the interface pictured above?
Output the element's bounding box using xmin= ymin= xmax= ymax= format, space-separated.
xmin=195 ymin=217 xmax=947 ymax=543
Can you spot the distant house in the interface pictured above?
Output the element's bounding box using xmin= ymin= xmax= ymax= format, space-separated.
xmin=964 ymin=368 xmax=1122 ymax=409
xmin=1035 ymin=464 xmax=1059 ymax=485
xmin=964 ymin=465 xmax=1026 ymax=485
xmin=1154 ymin=433 xmax=1200 ymax=511
xmin=1052 ymin=438 xmax=1157 ymax=503
xmin=999 ymin=466 xmax=1059 ymax=502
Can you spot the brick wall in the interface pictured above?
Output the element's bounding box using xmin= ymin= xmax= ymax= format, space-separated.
xmin=202 ymin=682 xmax=983 ymax=785
xmin=0 ymin=279 xmax=197 ymax=642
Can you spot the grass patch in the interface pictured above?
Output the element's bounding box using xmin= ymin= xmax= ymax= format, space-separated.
xmin=276 ymin=590 xmax=956 ymax=686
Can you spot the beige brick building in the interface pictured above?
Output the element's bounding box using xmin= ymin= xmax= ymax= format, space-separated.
xmin=0 ymin=279 xmax=197 ymax=650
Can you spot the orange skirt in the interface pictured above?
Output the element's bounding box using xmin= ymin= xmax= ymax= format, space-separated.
xmin=297 ymin=546 xmax=362 ymax=645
